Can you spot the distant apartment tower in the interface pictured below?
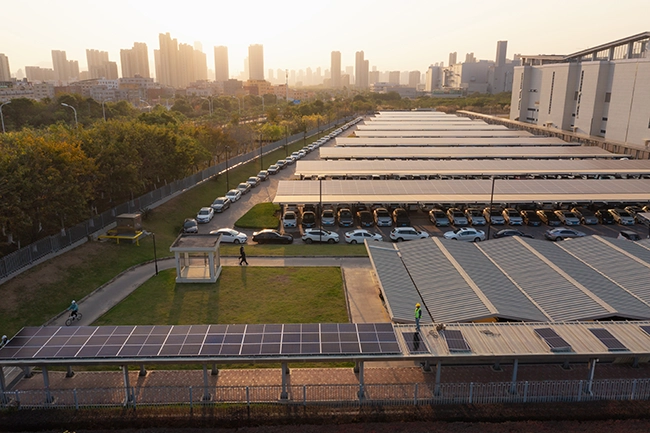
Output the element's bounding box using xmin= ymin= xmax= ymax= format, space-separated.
xmin=214 ymin=46 xmax=229 ymax=81
xmin=408 ymin=70 xmax=420 ymax=87
xmin=425 ymin=65 xmax=442 ymax=92
xmin=248 ymin=44 xmax=264 ymax=80
xmin=368 ymin=70 xmax=379 ymax=85
xmin=0 ymin=53 xmax=10 ymax=81
xmin=388 ymin=71 xmax=400 ymax=85
xmin=120 ymin=43 xmax=150 ymax=78
xmin=193 ymin=42 xmax=208 ymax=81
xmin=496 ymin=41 xmax=507 ymax=67
xmin=355 ymin=51 xmax=368 ymax=89
xmin=155 ymin=33 xmax=207 ymax=88
xmin=331 ymin=51 xmax=341 ymax=88
xmin=465 ymin=52 xmax=476 ymax=63
xmin=449 ymin=52 xmax=457 ymax=66
xmin=25 ymin=66 xmax=55 ymax=82
xmin=86 ymin=49 xmax=118 ymax=79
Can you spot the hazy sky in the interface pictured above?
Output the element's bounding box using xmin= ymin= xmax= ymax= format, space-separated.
xmin=2 ymin=0 xmax=649 ymax=77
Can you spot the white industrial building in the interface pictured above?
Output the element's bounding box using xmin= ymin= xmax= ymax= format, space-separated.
xmin=510 ymin=32 xmax=650 ymax=149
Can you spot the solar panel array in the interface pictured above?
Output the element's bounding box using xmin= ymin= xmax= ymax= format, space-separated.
xmin=0 ymin=324 xmax=401 ymax=361
xmin=354 ymin=130 xmax=532 ymax=138
xmin=589 ymin=328 xmax=628 ymax=352
xmin=401 ymin=332 xmax=429 ymax=354
xmin=443 ymin=329 xmax=472 ymax=353
xmin=334 ymin=137 xmax=571 ymax=147
xmin=534 ymin=328 xmax=573 ymax=352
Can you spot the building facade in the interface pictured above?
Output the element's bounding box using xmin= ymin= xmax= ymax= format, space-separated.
xmin=214 ymin=46 xmax=229 ymax=82
xmin=510 ymin=32 xmax=650 ymax=148
xmin=248 ymin=44 xmax=264 ymax=81
xmin=0 ymin=54 xmax=10 ymax=81
xmin=331 ymin=51 xmax=341 ymax=88
xmin=120 ymin=42 xmax=150 ymax=78
xmin=355 ymin=51 xmax=368 ymax=89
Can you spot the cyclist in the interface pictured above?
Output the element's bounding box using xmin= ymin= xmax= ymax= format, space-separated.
xmin=68 ymin=300 xmax=79 ymax=319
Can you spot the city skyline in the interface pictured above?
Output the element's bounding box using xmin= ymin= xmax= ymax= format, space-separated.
xmin=2 ymin=0 xmax=649 ymax=80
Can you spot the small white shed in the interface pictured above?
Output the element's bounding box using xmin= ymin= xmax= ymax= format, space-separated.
xmin=170 ymin=234 xmax=222 ymax=283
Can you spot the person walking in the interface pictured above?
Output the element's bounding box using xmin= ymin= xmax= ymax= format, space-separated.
xmin=239 ymin=245 xmax=248 ymax=266
xmin=414 ymin=303 xmax=422 ymax=332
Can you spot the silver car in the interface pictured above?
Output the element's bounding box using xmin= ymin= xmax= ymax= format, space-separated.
xmin=483 ymin=207 xmax=505 ymax=225
xmin=544 ymin=227 xmax=586 ymax=241
xmin=321 ymin=209 xmax=336 ymax=226
xmin=503 ymin=208 xmax=523 ymax=225
xmin=609 ymin=208 xmax=635 ymax=225
xmin=374 ymin=207 xmax=393 ymax=227
xmin=447 ymin=208 xmax=469 ymax=226
xmin=389 ymin=227 xmax=429 ymax=242
xmin=465 ymin=208 xmax=486 ymax=226
xmin=555 ymin=210 xmax=581 ymax=226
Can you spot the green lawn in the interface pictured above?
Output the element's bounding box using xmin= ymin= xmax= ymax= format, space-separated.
xmin=234 ymin=202 xmax=280 ymax=229
xmin=93 ymin=267 xmax=348 ymax=326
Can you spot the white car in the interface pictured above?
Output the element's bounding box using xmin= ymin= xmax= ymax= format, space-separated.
xmin=246 ymin=176 xmax=260 ymax=188
xmin=283 ymin=210 xmax=298 ymax=228
xmin=196 ymin=207 xmax=214 ymax=223
xmin=443 ymin=227 xmax=486 ymax=242
xmin=503 ymin=208 xmax=523 ymax=225
xmin=555 ymin=210 xmax=581 ymax=226
xmin=225 ymin=189 xmax=242 ymax=202
xmin=345 ymin=229 xmax=383 ymax=244
xmin=302 ymin=229 xmax=339 ymax=244
xmin=389 ymin=227 xmax=429 ymax=242
xmin=209 ymin=228 xmax=248 ymax=244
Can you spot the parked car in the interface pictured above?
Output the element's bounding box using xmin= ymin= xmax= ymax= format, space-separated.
xmin=618 ymin=230 xmax=641 ymax=241
xmin=291 ymin=151 xmax=301 ymax=161
xmin=447 ymin=208 xmax=468 ymax=226
xmin=493 ymin=229 xmax=534 ymax=239
xmin=521 ymin=210 xmax=542 ymax=226
xmin=609 ymin=208 xmax=635 ymax=225
xmin=483 ymin=207 xmax=505 ymax=225
xmin=572 ymin=207 xmax=598 ymax=225
xmin=183 ymin=218 xmax=198 ymax=233
xmin=357 ymin=210 xmax=374 ymax=227
xmin=345 ymin=229 xmax=383 ymax=244
xmin=465 ymin=208 xmax=486 ymax=226
xmin=196 ymin=207 xmax=215 ymax=223
xmin=237 ymin=182 xmax=251 ymax=195
xmin=537 ymin=210 xmax=561 ymax=226
xmin=209 ymin=228 xmax=248 ymax=244
xmin=257 ymin=170 xmax=269 ymax=181
xmin=301 ymin=211 xmax=317 ymax=228
xmin=337 ymin=208 xmax=354 ymax=227
xmin=267 ymin=165 xmax=279 ymax=175
xmin=275 ymin=159 xmax=287 ymax=169
xmin=284 ymin=156 xmax=295 ymax=165
xmin=624 ymin=206 xmax=644 ymax=222
xmin=392 ymin=208 xmax=411 ymax=227
xmin=226 ymin=189 xmax=242 ymax=203
xmin=374 ymin=207 xmax=393 ymax=227
xmin=555 ymin=210 xmax=581 ymax=226
xmin=211 ymin=196 xmax=231 ymax=213
xmin=282 ymin=210 xmax=298 ymax=228
xmin=252 ymin=229 xmax=293 ymax=244
xmin=503 ymin=208 xmax=523 ymax=225
xmin=389 ymin=227 xmax=429 ymax=242
xmin=321 ymin=209 xmax=336 ymax=226
xmin=595 ymin=209 xmax=615 ymax=224
xmin=443 ymin=227 xmax=486 ymax=242
xmin=246 ymin=176 xmax=260 ymax=188
xmin=302 ymin=229 xmax=339 ymax=244
xmin=544 ymin=228 xmax=586 ymax=241
xmin=429 ymin=208 xmax=450 ymax=227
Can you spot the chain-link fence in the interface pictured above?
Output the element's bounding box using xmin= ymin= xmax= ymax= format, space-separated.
xmin=0 ymin=118 xmax=353 ymax=283
xmin=2 ymin=377 xmax=650 ymax=410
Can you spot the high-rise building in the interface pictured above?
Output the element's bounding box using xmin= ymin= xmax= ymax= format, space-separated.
xmin=496 ymin=40 xmax=508 ymax=67
xmin=388 ymin=71 xmax=400 ymax=85
xmin=449 ymin=52 xmax=457 ymax=66
xmin=155 ymin=33 xmax=207 ymax=88
xmin=465 ymin=52 xmax=476 ymax=63
xmin=193 ymin=46 xmax=208 ymax=81
xmin=52 ymin=50 xmax=69 ymax=82
xmin=86 ymin=49 xmax=118 ymax=80
xmin=120 ymin=43 xmax=150 ymax=78
xmin=331 ymin=51 xmax=341 ymax=88
xmin=214 ymin=46 xmax=229 ymax=82
xmin=408 ymin=70 xmax=420 ymax=87
xmin=268 ymin=69 xmax=274 ymax=82
xmin=0 ymin=53 xmax=10 ymax=81
xmin=355 ymin=51 xmax=368 ymax=89
xmin=368 ymin=70 xmax=379 ymax=85
xmin=248 ymin=44 xmax=264 ymax=80
xmin=25 ymin=66 xmax=55 ymax=82
xmin=156 ymin=33 xmax=179 ymax=87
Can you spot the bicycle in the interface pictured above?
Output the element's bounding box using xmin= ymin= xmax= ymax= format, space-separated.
xmin=65 ymin=312 xmax=83 ymax=326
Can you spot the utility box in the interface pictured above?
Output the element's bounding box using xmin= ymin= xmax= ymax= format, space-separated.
xmin=115 ymin=213 xmax=142 ymax=235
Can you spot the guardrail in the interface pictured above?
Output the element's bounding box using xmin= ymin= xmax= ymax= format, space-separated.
xmin=0 ymin=117 xmax=353 ymax=283
xmin=2 ymin=377 xmax=649 ymax=409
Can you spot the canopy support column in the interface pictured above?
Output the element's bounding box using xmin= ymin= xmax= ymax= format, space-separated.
xmin=202 ymin=364 xmax=211 ymax=401
xmin=434 ymin=361 xmax=442 ymax=396
xmin=585 ymin=358 xmax=597 ymax=395
xmin=42 ymin=366 xmax=53 ymax=404
xmin=357 ymin=361 xmax=365 ymax=401
xmin=280 ymin=362 xmax=289 ymax=400
xmin=510 ymin=359 xmax=519 ymax=394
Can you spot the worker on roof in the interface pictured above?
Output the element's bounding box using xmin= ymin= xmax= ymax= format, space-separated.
xmin=415 ymin=303 xmax=422 ymax=332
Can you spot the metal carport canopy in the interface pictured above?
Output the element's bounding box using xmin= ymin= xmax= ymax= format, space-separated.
xmin=295 ymin=159 xmax=650 ymax=177
xmin=273 ymin=179 xmax=650 ymax=204
xmin=335 ymin=137 xmax=572 ymax=146
xmin=356 ymin=124 xmax=506 ymax=131
xmin=353 ymin=130 xmax=552 ymax=138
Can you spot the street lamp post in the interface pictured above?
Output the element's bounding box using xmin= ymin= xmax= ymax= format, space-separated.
xmin=201 ymin=97 xmax=213 ymax=115
xmin=486 ymin=176 xmax=496 ymax=240
xmin=225 ymin=146 xmax=230 ymax=191
xmin=0 ymin=101 xmax=11 ymax=133
xmin=152 ymin=233 xmax=159 ymax=275
xmin=259 ymin=132 xmax=264 ymax=170
xmin=61 ymin=103 xmax=78 ymax=128
xmin=284 ymin=125 xmax=289 ymax=156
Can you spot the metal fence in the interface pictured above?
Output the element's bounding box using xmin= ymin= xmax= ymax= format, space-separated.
xmin=0 ymin=118 xmax=352 ymax=283
xmin=3 ymin=377 xmax=650 ymax=410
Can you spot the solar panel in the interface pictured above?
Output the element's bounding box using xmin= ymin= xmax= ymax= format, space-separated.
xmin=443 ymin=329 xmax=471 ymax=353
xmin=0 ymin=323 xmax=402 ymax=361
xmin=402 ymin=332 xmax=429 ymax=354
xmin=534 ymin=328 xmax=572 ymax=352
xmin=639 ymin=325 xmax=650 ymax=338
xmin=588 ymin=328 xmax=628 ymax=352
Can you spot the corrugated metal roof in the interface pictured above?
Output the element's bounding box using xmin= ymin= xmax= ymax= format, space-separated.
xmin=397 ymin=240 xmax=492 ymax=323
xmin=334 ymin=137 xmax=568 ymax=146
xmin=366 ymin=244 xmax=431 ymax=324
xmin=319 ymin=146 xmax=622 ymax=159
xmin=353 ymin=130 xmax=531 ymax=138
xmin=357 ymin=124 xmax=508 ymax=131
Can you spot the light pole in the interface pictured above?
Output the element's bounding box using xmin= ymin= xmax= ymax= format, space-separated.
xmin=486 ymin=176 xmax=496 ymax=240
xmin=201 ymin=97 xmax=213 ymax=115
xmin=225 ymin=145 xmax=230 ymax=191
xmin=259 ymin=132 xmax=264 ymax=170
xmin=0 ymin=100 xmax=10 ymax=133
xmin=152 ymin=233 xmax=159 ymax=275
xmin=61 ymin=103 xmax=78 ymax=128
xmin=284 ymin=125 xmax=289 ymax=156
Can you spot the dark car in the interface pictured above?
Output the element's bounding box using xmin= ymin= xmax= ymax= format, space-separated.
xmin=357 ymin=210 xmax=374 ymax=227
xmin=182 ymin=218 xmax=198 ymax=233
xmin=392 ymin=208 xmax=411 ymax=227
xmin=301 ymin=211 xmax=317 ymax=228
xmin=595 ymin=209 xmax=615 ymax=224
xmin=337 ymin=208 xmax=354 ymax=227
xmin=252 ymin=229 xmax=293 ymax=244
xmin=521 ymin=210 xmax=542 ymax=226
xmin=537 ymin=210 xmax=561 ymax=226
xmin=493 ymin=229 xmax=534 ymax=239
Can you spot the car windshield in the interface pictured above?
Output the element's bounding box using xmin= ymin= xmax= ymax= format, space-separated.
xmin=453 ymin=211 xmax=464 ymax=217
xmin=284 ymin=214 xmax=295 ymax=220
xmin=469 ymin=209 xmax=481 ymax=216
xmin=340 ymin=211 xmax=352 ymax=218
xmin=323 ymin=211 xmax=334 ymax=217
xmin=618 ymin=211 xmax=631 ymax=216
xmin=303 ymin=213 xmax=315 ymax=222
xmin=434 ymin=211 xmax=446 ymax=218
xmin=564 ymin=212 xmax=577 ymax=218
xmin=199 ymin=210 xmax=210 ymax=215
xmin=377 ymin=210 xmax=389 ymax=217
xmin=184 ymin=221 xmax=196 ymax=227
xmin=215 ymin=199 xmax=224 ymax=204
xmin=507 ymin=210 xmax=518 ymax=216
xmin=490 ymin=210 xmax=501 ymax=216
